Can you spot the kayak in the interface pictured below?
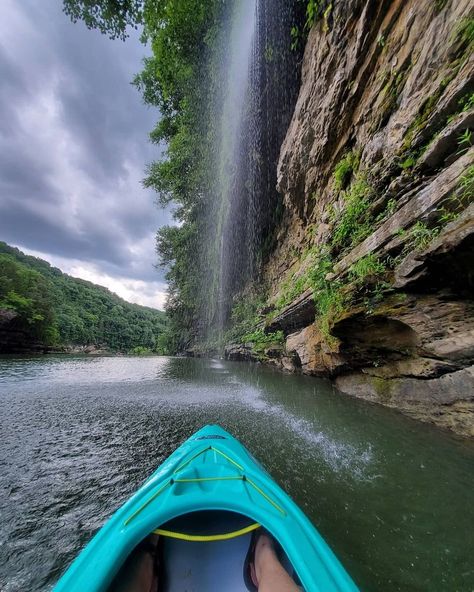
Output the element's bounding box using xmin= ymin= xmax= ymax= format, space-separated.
xmin=54 ymin=424 xmax=359 ymax=591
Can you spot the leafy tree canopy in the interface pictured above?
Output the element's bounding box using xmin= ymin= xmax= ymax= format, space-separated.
xmin=0 ymin=242 xmax=168 ymax=352
xmin=62 ymin=0 xmax=143 ymax=40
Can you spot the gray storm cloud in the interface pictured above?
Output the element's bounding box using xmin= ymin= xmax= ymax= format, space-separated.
xmin=0 ymin=0 xmax=170 ymax=306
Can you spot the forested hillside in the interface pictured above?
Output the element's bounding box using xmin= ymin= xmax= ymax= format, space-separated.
xmin=0 ymin=242 xmax=167 ymax=353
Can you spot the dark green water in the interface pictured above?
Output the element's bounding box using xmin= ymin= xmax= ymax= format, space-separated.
xmin=0 ymin=355 xmax=473 ymax=591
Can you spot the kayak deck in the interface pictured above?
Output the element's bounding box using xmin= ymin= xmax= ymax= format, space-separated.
xmin=54 ymin=425 xmax=359 ymax=592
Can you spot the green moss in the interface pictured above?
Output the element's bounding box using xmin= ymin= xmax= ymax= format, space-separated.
xmin=400 ymin=155 xmax=416 ymax=169
xmin=373 ymin=66 xmax=411 ymax=132
xmin=314 ymin=284 xmax=346 ymax=345
xmin=433 ymin=0 xmax=448 ymax=11
xmin=331 ymin=174 xmax=374 ymax=250
xmin=333 ymin=151 xmax=361 ymax=190
xmin=322 ymin=2 xmax=332 ymax=32
xmin=452 ymin=17 xmax=474 ymax=50
xmin=273 ymin=273 xmax=310 ymax=314
xmin=401 ymin=70 xmax=459 ymax=152
xmin=371 ymin=376 xmax=393 ymax=403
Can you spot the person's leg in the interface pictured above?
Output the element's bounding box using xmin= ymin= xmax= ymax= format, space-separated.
xmin=251 ymin=532 xmax=300 ymax=592
xmin=108 ymin=534 xmax=159 ymax=592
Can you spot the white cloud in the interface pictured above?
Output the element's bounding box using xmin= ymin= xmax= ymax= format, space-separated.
xmin=0 ymin=0 xmax=174 ymax=295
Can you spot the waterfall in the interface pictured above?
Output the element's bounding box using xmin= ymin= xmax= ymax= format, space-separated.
xmin=202 ymin=0 xmax=304 ymax=339
xmin=216 ymin=0 xmax=258 ymax=330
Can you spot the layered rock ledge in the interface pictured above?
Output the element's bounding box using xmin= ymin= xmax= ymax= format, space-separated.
xmin=228 ymin=0 xmax=474 ymax=438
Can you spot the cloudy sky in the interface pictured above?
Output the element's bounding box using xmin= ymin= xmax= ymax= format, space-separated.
xmin=0 ymin=0 xmax=171 ymax=309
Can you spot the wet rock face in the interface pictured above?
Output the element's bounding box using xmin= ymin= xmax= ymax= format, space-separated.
xmin=335 ymin=367 xmax=474 ymax=438
xmin=286 ymin=324 xmax=346 ymax=376
xmin=260 ymin=0 xmax=474 ymax=436
xmin=224 ymin=344 xmax=258 ymax=362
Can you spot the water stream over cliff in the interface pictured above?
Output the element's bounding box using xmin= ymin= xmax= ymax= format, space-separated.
xmin=206 ymin=0 xmax=304 ymax=335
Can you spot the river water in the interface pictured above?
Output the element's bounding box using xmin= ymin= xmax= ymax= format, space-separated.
xmin=0 ymin=355 xmax=473 ymax=591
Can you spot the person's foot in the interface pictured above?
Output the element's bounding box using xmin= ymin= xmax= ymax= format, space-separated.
xmin=250 ymin=531 xmax=280 ymax=587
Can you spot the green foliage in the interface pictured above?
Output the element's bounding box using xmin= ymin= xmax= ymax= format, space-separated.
xmin=459 ymin=164 xmax=474 ymax=197
xmin=408 ymin=222 xmax=440 ymax=250
xmin=272 ymin=246 xmax=324 ymax=315
xmin=264 ymin=45 xmax=275 ymax=63
xmin=459 ymin=92 xmax=474 ymax=112
xmin=306 ymin=247 xmax=345 ymax=345
xmin=433 ymin=0 xmax=448 ymax=11
xmin=447 ymin=91 xmax=474 ymax=125
xmin=226 ymin=291 xmax=268 ymax=344
xmin=446 ymin=91 xmax=474 ymax=124
xmin=322 ymin=2 xmax=332 ymax=32
xmin=438 ymin=208 xmax=460 ymax=225
xmin=129 ymin=346 xmax=154 ymax=355
xmin=333 ymin=151 xmax=360 ymax=190
xmin=400 ymin=154 xmax=416 ymax=169
xmin=290 ymin=25 xmax=301 ymax=51
xmin=457 ymin=128 xmax=472 ymax=153
xmin=384 ymin=198 xmax=398 ymax=217
xmin=314 ymin=284 xmax=346 ymax=345
xmin=301 ymin=0 xmax=333 ymax=32
xmin=452 ymin=17 xmax=474 ymax=49
xmin=273 ymin=273 xmax=310 ymax=314
xmin=241 ymin=328 xmax=285 ymax=354
xmin=0 ymin=254 xmax=58 ymax=345
xmin=307 ymin=247 xmax=333 ymax=292
xmin=0 ymin=242 xmax=167 ymax=351
xmin=305 ymin=0 xmax=322 ymax=29
xmin=349 ymin=254 xmax=386 ymax=285
xmin=331 ymin=174 xmax=374 ymax=250
xmin=62 ymin=0 xmax=143 ymax=40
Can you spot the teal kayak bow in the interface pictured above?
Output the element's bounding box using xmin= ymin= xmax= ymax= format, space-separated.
xmin=54 ymin=424 xmax=359 ymax=591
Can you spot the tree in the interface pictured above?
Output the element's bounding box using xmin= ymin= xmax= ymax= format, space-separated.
xmin=0 ymin=242 xmax=168 ymax=352
xmin=62 ymin=0 xmax=143 ymax=40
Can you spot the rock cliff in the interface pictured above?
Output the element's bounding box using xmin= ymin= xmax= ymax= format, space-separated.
xmin=231 ymin=0 xmax=474 ymax=437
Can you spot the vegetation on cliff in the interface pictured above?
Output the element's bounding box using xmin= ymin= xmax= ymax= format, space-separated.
xmin=0 ymin=243 xmax=167 ymax=352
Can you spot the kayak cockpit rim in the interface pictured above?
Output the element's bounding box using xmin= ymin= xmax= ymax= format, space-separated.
xmin=107 ymin=510 xmax=301 ymax=592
